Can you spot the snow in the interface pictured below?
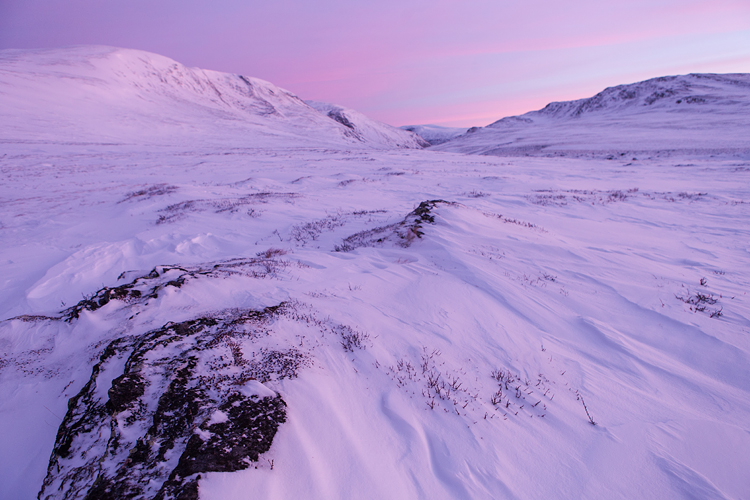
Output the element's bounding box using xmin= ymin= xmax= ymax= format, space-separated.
xmin=305 ymin=100 xmax=429 ymax=149
xmin=400 ymin=124 xmax=470 ymax=145
xmin=1 ymin=47 xmax=750 ymax=499
xmin=0 ymin=45 xmax=426 ymax=150
xmin=433 ymin=74 xmax=750 ymax=156
xmin=240 ymin=380 xmax=278 ymax=400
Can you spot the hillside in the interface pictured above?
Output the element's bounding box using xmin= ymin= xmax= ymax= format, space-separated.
xmin=1 ymin=47 xmax=749 ymax=500
xmin=0 ymin=46 xmax=424 ymax=150
xmin=399 ymin=124 xmax=469 ymax=145
xmin=306 ymin=101 xmax=429 ymax=148
xmin=433 ymin=73 xmax=750 ymax=157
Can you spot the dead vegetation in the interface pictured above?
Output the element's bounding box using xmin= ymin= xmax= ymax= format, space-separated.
xmin=384 ymin=348 xmax=478 ymax=415
xmin=60 ymin=255 xmax=295 ymax=322
xmin=529 ymin=188 xmax=639 ymax=206
xmin=675 ymin=284 xmax=724 ymax=318
xmin=482 ymin=211 xmax=545 ymax=231
xmin=156 ymin=192 xmax=299 ymax=224
xmin=673 ymin=277 xmax=726 ymax=318
xmin=528 ymin=188 xmax=708 ymax=207
xmin=488 ymin=368 xmax=552 ymax=419
xmin=335 ymin=200 xmax=453 ymax=252
xmin=279 ymin=299 xmax=371 ymax=352
xmin=119 ymin=183 xmax=178 ymax=203
xmin=39 ymin=305 xmax=296 ymax=500
xmin=290 ymin=210 xmax=386 ymax=246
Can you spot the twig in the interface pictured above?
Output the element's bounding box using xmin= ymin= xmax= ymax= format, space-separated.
xmin=578 ymin=394 xmax=596 ymax=425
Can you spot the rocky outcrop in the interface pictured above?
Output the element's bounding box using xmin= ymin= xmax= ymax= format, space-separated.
xmin=39 ymin=306 xmax=299 ymax=500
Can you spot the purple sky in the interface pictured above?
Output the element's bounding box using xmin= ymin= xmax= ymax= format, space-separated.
xmin=1 ymin=1 xmax=748 ymax=127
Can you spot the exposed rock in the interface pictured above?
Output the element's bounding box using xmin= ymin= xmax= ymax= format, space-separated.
xmin=39 ymin=306 xmax=295 ymax=500
xmin=335 ymin=199 xmax=452 ymax=252
xmin=61 ymin=258 xmax=292 ymax=322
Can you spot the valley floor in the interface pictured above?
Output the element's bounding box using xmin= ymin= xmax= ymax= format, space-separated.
xmin=1 ymin=143 xmax=749 ymax=499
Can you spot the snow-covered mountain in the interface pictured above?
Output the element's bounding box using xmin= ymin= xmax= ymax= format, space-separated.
xmin=399 ymin=124 xmax=469 ymax=145
xmin=0 ymin=46 xmax=424 ymax=149
xmin=306 ymin=101 xmax=429 ymax=148
xmin=2 ymin=47 xmax=750 ymax=500
xmin=433 ymin=74 xmax=750 ymax=156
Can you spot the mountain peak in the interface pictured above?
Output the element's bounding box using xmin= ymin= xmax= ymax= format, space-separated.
xmin=489 ymin=73 xmax=750 ymax=126
xmin=0 ymin=45 xmax=425 ymax=150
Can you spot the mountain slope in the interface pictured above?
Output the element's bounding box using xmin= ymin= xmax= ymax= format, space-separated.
xmin=0 ymin=46 xmax=421 ymax=149
xmin=306 ymin=101 xmax=429 ymax=148
xmin=433 ymin=73 xmax=750 ymax=156
xmin=399 ymin=124 xmax=469 ymax=145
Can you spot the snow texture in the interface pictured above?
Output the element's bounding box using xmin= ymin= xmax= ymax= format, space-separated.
xmin=1 ymin=47 xmax=750 ymax=500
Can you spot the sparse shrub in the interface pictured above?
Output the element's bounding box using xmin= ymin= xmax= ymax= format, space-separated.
xmin=336 ymin=325 xmax=370 ymax=352
xmin=576 ymin=391 xmax=596 ymax=425
xmin=490 ymin=388 xmax=503 ymax=405
xmin=156 ymin=192 xmax=299 ymax=223
xmin=120 ymin=184 xmax=178 ymax=203
xmin=257 ymin=248 xmax=287 ymax=258
xmin=675 ymin=282 xmax=723 ymax=318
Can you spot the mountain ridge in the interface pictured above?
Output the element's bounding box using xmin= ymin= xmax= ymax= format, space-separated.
xmin=505 ymin=73 xmax=750 ymax=121
xmin=305 ymin=100 xmax=429 ymax=148
xmin=0 ymin=45 xmax=425 ymax=150
xmin=432 ymin=72 xmax=750 ymax=157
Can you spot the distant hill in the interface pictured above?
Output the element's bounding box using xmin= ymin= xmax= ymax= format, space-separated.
xmin=306 ymin=101 xmax=428 ymax=149
xmin=0 ymin=45 xmax=425 ymax=150
xmin=399 ymin=124 xmax=469 ymax=145
xmin=432 ymin=74 xmax=750 ymax=157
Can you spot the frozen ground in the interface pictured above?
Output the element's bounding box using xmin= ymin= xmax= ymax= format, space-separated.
xmin=1 ymin=47 xmax=750 ymax=500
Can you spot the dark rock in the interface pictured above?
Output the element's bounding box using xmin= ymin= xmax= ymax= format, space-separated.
xmin=39 ymin=306 xmax=297 ymax=500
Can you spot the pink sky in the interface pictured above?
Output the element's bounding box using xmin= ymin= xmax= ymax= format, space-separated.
xmin=1 ymin=0 xmax=748 ymax=127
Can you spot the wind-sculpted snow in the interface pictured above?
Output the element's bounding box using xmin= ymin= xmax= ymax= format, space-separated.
xmin=2 ymin=50 xmax=750 ymax=499
xmin=57 ymin=258 xmax=296 ymax=322
xmin=434 ymin=73 xmax=750 ymax=156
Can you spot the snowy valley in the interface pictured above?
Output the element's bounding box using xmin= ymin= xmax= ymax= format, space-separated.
xmin=1 ymin=47 xmax=749 ymax=500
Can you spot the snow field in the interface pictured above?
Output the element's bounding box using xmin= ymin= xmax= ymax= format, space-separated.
xmin=1 ymin=46 xmax=749 ymax=499
xmin=1 ymin=142 xmax=749 ymax=499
